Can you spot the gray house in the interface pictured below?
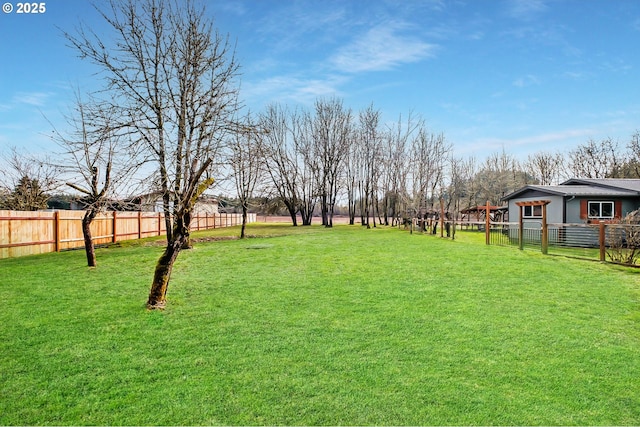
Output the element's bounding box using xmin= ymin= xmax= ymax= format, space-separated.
xmin=502 ymin=178 xmax=640 ymax=245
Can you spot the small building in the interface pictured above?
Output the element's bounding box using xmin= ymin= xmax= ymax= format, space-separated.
xmin=502 ymin=178 xmax=640 ymax=245
xmin=503 ymin=178 xmax=640 ymax=225
xmin=125 ymin=191 xmax=219 ymax=214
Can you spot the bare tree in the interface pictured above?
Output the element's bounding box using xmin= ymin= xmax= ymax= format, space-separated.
xmin=52 ymin=90 xmax=147 ymax=267
xmin=566 ymin=138 xmax=620 ymax=179
xmin=258 ymin=104 xmax=302 ymax=226
xmin=292 ymin=109 xmax=319 ymax=226
xmin=610 ymin=131 xmax=640 ymax=178
xmin=475 ymin=149 xmax=529 ymax=205
xmin=229 ymin=114 xmax=263 ymax=239
xmin=458 ymin=155 xmax=479 ymax=210
xmin=379 ymin=114 xmax=416 ymax=226
xmin=606 ymin=209 xmax=640 ymax=265
xmin=51 ymin=93 xmax=140 ymax=267
xmin=444 ymin=154 xmax=468 ymax=237
xmin=525 ymin=151 xmax=564 ymax=185
xmin=65 ymin=0 xmax=241 ymax=309
xmin=408 ymin=126 xmax=451 ymax=220
xmin=355 ymin=104 xmax=382 ymax=228
xmin=312 ymin=97 xmax=353 ymax=227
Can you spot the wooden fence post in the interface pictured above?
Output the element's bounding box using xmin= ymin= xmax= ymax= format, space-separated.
xmin=599 ymin=221 xmax=606 ymax=262
xmin=158 ymin=212 xmax=162 ymax=236
xmin=112 ymin=211 xmax=117 ymax=243
xmin=518 ymin=205 xmax=524 ymax=250
xmin=485 ymin=200 xmax=490 ymax=245
xmin=54 ymin=211 xmax=61 ymax=252
xmin=138 ymin=211 xmax=142 ymax=240
xmin=541 ymin=203 xmax=548 ymax=255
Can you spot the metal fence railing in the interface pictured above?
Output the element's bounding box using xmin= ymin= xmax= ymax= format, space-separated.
xmin=416 ymin=220 xmax=640 ymax=267
xmin=485 ymin=221 xmax=640 ymax=266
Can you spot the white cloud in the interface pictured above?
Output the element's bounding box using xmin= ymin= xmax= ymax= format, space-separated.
xmin=507 ymin=0 xmax=547 ymax=20
xmin=601 ymin=59 xmax=632 ymax=74
xmin=563 ymin=71 xmax=592 ymax=81
xmin=330 ymin=22 xmax=437 ymax=73
xmin=513 ymin=74 xmax=540 ymax=87
xmin=12 ymin=92 xmax=52 ymax=107
xmin=218 ymin=2 xmax=247 ymax=16
xmin=258 ymin=5 xmax=348 ymax=52
xmin=471 ymin=128 xmax=596 ymax=151
xmin=243 ymin=74 xmax=347 ymax=106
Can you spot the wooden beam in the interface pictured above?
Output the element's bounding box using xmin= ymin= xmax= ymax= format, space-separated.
xmin=515 ymin=200 xmax=551 ymax=207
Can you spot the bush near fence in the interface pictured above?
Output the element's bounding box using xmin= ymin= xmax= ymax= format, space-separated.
xmin=0 ymin=210 xmax=255 ymax=259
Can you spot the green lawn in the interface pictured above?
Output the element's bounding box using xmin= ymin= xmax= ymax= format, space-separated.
xmin=1 ymin=224 xmax=639 ymax=425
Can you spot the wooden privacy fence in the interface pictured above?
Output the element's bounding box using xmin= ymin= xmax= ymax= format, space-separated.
xmin=0 ymin=210 xmax=256 ymax=259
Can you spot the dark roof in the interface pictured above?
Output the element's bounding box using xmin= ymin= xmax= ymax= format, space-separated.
xmin=561 ymin=178 xmax=640 ymax=192
xmin=502 ymin=181 xmax=640 ymax=201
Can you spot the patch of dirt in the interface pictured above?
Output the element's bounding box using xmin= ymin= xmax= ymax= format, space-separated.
xmin=192 ymin=236 xmax=240 ymax=243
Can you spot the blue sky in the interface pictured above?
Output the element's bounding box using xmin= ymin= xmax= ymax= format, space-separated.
xmin=1 ymin=0 xmax=639 ymax=162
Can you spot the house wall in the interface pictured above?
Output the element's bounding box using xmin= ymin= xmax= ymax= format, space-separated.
xmin=622 ymin=199 xmax=640 ymax=217
xmin=567 ymin=197 xmax=640 ymax=223
xmin=193 ymin=202 xmax=219 ymax=215
xmin=508 ymin=195 xmax=640 ymax=247
xmin=565 ymin=197 xmax=582 ymax=223
xmin=138 ymin=197 xmax=218 ymax=214
xmin=507 ymin=194 xmax=564 ymax=228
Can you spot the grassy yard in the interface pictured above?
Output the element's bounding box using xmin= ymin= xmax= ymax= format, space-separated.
xmin=1 ymin=224 xmax=639 ymax=425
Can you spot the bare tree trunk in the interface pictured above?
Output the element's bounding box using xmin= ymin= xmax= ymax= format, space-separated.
xmin=240 ymin=205 xmax=248 ymax=238
xmin=82 ymin=209 xmax=98 ymax=267
xmin=147 ymin=236 xmax=184 ymax=309
xmin=147 ymin=210 xmax=190 ymax=308
xmin=300 ymin=204 xmax=313 ymax=226
xmin=285 ymin=201 xmax=298 ymax=226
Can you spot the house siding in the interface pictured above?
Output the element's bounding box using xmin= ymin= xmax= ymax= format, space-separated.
xmin=507 ymin=193 xmax=564 ymax=228
xmin=567 ymin=197 xmax=640 ymax=224
xmin=507 ymin=194 xmax=563 ymax=243
xmin=565 ymin=197 xmax=582 ymax=223
xmin=623 ymin=199 xmax=640 ymax=216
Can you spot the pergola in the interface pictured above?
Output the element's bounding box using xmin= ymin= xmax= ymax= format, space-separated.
xmin=460 ymin=205 xmax=508 ymax=222
xmin=515 ymin=200 xmax=551 ymax=253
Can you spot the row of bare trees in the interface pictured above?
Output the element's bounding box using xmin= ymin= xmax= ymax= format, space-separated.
xmin=249 ymin=101 xmax=640 ymax=230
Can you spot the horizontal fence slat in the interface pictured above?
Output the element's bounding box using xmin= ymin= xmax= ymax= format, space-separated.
xmin=0 ymin=240 xmax=56 ymax=249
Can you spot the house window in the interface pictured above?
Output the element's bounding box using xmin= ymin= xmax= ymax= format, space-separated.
xmin=523 ymin=205 xmax=542 ymax=218
xmin=588 ymin=201 xmax=614 ymax=219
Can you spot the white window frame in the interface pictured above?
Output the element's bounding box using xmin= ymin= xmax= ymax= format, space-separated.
xmin=588 ymin=201 xmax=614 ymax=219
xmin=522 ymin=205 xmax=543 ymax=218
